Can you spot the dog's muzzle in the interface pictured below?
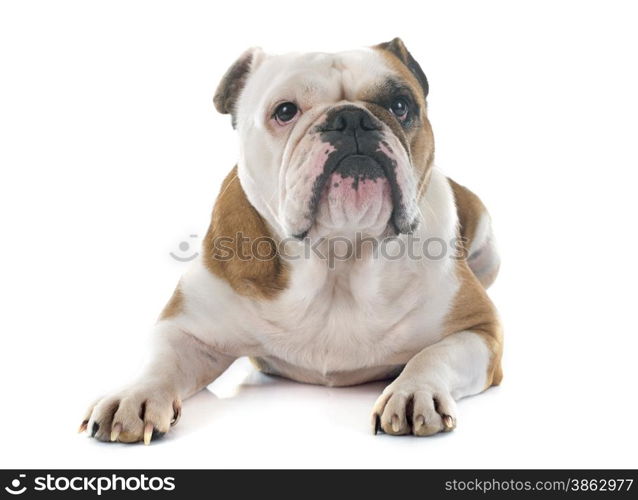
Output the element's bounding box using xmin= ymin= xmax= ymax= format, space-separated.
xmin=295 ymin=105 xmax=415 ymax=237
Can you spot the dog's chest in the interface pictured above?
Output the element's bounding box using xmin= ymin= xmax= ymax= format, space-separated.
xmin=252 ymin=254 xmax=459 ymax=378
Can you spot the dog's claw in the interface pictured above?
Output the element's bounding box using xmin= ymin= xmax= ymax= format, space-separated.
xmin=171 ymin=400 xmax=182 ymax=426
xmin=143 ymin=423 xmax=154 ymax=445
xmin=110 ymin=423 xmax=122 ymax=442
xmin=414 ymin=414 xmax=425 ymax=432
xmin=78 ymin=420 xmax=88 ymax=434
xmin=391 ymin=414 xmax=401 ymax=433
xmin=372 ymin=414 xmax=381 ymax=435
xmin=442 ymin=415 xmax=455 ymax=430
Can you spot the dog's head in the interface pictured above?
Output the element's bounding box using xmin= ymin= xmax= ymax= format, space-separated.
xmin=214 ymin=38 xmax=434 ymax=239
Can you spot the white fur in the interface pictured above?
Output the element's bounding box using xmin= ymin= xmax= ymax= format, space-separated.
xmin=158 ymin=169 xmax=458 ymax=378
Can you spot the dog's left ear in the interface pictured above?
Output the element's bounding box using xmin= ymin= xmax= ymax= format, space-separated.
xmin=376 ymin=37 xmax=429 ymax=98
xmin=213 ymin=47 xmax=265 ymax=128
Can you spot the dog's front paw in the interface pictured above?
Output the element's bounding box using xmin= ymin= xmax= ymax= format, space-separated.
xmin=79 ymin=384 xmax=181 ymax=444
xmin=371 ymin=380 xmax=457 ymax=437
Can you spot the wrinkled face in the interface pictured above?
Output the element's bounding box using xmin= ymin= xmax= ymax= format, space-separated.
xmin=234 ymin=47 xmax=434 ymax=239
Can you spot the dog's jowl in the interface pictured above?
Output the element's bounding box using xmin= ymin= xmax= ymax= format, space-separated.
xmin=80 ymin=38 xmax=503 ymax=443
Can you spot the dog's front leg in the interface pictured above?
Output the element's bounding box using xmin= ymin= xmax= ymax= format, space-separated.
xmin=372 ymin=328 xmax=502 ymax=436
xmin=80 ymin=322 xmax=235 ymax=444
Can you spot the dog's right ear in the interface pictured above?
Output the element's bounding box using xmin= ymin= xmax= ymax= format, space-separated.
xmin=213 ymin=47 xmax=265 ymax=128
xmin=376 ymin=37 xmax=428 ymax=99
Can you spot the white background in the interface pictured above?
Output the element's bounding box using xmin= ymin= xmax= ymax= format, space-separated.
xmin=1 ymin=0 xmax=637 ymax=469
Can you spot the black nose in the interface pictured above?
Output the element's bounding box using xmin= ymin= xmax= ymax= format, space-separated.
xmin=322 ymin=106 xmax=381 ymax=134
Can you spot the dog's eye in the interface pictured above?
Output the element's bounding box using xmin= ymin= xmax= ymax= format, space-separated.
xmin=389 ymin=97 xmax=409 ymax=121
xmin=273 ymin=102 xmax=300 ymax=125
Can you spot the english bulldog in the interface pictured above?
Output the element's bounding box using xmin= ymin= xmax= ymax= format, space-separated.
xmin=80 ymin=38 xmax=503 ymax=444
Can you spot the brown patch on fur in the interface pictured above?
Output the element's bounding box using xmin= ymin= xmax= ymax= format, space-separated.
xmin=448 ymin=178 xmax=500 ymax=288
xmin=202 ymin=167 xmax=288 ymax=300
xmin=448 ymin=178 xmax=486 ymax=250
xmin=159 ymin=286 xmax=184 ymax=320
xmin=444 ymin=173 xmax=503 ymax=387
xmin=443 ymin=259 xmax=503 ymax=388
xmin=371 ymin=40 xmax=435 ymax=199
